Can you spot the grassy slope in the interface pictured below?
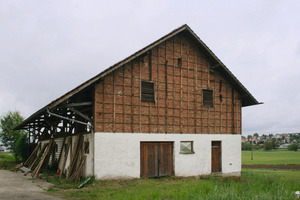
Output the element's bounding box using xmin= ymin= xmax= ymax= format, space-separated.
xmin=48 ymin=170 xmax=300 ymax=200
xmin=242 ymin=149 xmax=300 ymax=165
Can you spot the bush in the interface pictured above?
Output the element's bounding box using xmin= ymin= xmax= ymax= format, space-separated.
xmin=253 ymin=145 xmax=262 ymax=150
xmin=264 ymin=141 xmax=273 ymax=151
xmin=242 ymin=143 xmax=252 ymax=150
xmin=14 ymin=133 xmax=31 ymax=162
xmin=288 ymin=143 xmax=299 ymax=151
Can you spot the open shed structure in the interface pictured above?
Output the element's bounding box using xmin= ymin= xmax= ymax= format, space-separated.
xmin=16 ymin=24 xmax=260 ymax=179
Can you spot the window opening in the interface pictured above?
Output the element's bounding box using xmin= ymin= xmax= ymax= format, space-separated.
xmin=203 ymin=89 xmax=213 ymax=107
xmin=178 ymin=58 xmax=182 ymax=67
xmin=141 ymin=81 xmax=155 ymax=102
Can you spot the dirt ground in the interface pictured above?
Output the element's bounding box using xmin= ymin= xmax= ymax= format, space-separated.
xmin=0 ymin=170 xmax=63 ymax=200
xmin=242 ymin=165 xmax=300 ymax=170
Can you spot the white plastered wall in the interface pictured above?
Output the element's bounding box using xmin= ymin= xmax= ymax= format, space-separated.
xmin=94 ymin=133 xmax=241 ymax=180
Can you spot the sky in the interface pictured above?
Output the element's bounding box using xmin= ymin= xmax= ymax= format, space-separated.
xmin=0 ymin=0 xmax=299 ymax=136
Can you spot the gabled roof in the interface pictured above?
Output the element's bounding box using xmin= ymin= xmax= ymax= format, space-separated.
xmin=16 ymin=24 xmax=260 ymax=130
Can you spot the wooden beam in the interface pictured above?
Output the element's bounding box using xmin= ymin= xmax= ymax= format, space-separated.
xmin=69 ymin=107 xmax=92 ymax=122
xmin=113 ymin=71 xmax=116 ymax=133
xmin=64 ymin=102 xmax=93 ymax=108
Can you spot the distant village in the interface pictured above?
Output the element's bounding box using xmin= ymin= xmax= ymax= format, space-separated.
xmin=242 ymin=132 xmax=300 ymax=150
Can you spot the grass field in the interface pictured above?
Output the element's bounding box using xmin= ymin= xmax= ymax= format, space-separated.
xmin=45 ymin=149 xmax=300 ymax=199
xmin=0 ymin=152 xmax=15 ymax=170
xmin=2 ymin=150 xmax=300 ymax=199
xmin=242 ymin=149 xmax=300 ymax=165
xmin=48 ymin=169 xmax=300 ymax=200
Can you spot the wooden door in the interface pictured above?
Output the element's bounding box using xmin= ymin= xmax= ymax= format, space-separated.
xmin=140 ymin=142 xmax=174 ymax=178
xmin=211 ymin=141 xmax=222 ymax=173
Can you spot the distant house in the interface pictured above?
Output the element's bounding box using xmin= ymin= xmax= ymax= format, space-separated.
xmin=279 ymin=144 xmax=289 ymax=149
xmin=15 ymin=25 xmax=260 ymax=179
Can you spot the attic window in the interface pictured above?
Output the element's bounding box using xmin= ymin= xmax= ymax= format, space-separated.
xmin=141 ymin=81 xmax=155 ymax=102
xmin=203 ymin=89 xmax=213 ymax=107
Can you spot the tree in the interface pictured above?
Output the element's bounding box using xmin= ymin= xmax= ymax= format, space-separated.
xmin=242 ymin=142 xmax=252 ymax=151
xmin=288 ymin=143 xmax=299 ymax=151
xmin=270 ymin=138 xmax=279 ymax=149
xmin=253 ymin=133 xmax=259 ymax=137
xmin=247 ymin=135 xmax=252 ymax=141
xmin=264 ymin=141 xmax=273 ymax=151
xmin=0 ymin=111 xmax=28 ymax=161
xmin=15 ymin=133 xmax=31 ymax=161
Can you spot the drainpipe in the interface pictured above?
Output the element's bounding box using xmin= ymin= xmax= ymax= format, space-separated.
xmin=47 ymin=109 xmax=95 ymax=176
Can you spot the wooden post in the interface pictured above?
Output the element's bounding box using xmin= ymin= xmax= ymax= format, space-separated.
xmin=139 ymin=59 xmax=141 ymax=133
xmin=102 ymin=79 xmax=105 ymax=132
xmin=165 ymin=42 xmax=168 ymax=134
xmin=232 ymin=87 xmax=235 ymax=134
xmin=165 ymin=59 xmax=168 ymax=134
xmin=225 ymin=82 xmax=228 ymax=133
xmin=156 ymin=47 xmax=159 ymax=133
xmin=180 ymin=37 xmax=183 ymax=133
xmin=194 ymin=50 xmax=197 ymax=133
xmin=207 ymin=62 xmax=210 ymax=133
xmin=60 ymin=137 xmax=71 ymax=178
xmin=131 ymin=61 xmax=134 ymax=133
xmin=200 ymin=57 xmax=203 ymax=133
xmin=113 ymin=71 xmax=116 ymax=133
xmin=173 ymin=37 xmax=176 ymax=133
xmin=220 ymin=80 xmax=223 ymax=133
xmin=123 ymin=66 xmax=125 ymax=132
xmin=187 ymin=43 xmax=190 ymax=133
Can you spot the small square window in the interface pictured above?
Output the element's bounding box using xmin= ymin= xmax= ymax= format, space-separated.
xmin=141 ymin=81 xmax=155 ymax=102
xmin=180 ymin=141 xmax=194 ymax=154
xmin=203 ymin=89 xmax=213 ymax=107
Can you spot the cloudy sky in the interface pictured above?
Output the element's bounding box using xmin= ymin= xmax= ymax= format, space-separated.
xmin=0 ymin=0 xmax=299 ymax=136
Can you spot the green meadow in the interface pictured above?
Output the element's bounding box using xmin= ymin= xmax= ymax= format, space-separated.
xmin=2 ymin=150 xmax=300 ymax=199
xmin=45 ymin=149 xmax=300 ymax=199
xmin=242 ymin=149 xmax=300 ymax=165
xmin=0 ymin=152 xmax=15 ymax=170
xmin=47 ymin=170 xmax=300 ymax=200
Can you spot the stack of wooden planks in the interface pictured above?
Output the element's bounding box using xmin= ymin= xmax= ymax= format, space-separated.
xmin=22 ymin=134 xmax=86 ymax=181
xmin=23 ymin=143 xmax=41 ymax=167
xmin=65 ymin=134 xmax=86 ymax=182
xmin=31 ymin=139 xmax=55 ymax=178
xmin=23 ymin=139 xmax=57 ymax=178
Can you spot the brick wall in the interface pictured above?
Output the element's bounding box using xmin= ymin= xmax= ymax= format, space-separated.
xmin=94 ymin=34 xmax=241 ymax=134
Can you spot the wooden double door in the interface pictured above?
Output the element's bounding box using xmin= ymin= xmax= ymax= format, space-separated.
xmin=140 ymin=142 xmax=174 ymax=178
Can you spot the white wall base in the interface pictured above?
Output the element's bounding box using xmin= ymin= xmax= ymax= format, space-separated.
xmin=94 ymin=133 xmax=241 ymax=180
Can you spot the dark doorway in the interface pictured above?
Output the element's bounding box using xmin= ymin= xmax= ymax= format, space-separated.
xmin=211 ymin=141 xmax=222 ymax=173
xmin=140 ymin=142 xmax=174 ymax=178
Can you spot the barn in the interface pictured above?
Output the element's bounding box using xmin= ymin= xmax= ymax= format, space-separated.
xmin=16 ymin=24 xmax=260 ymax=179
